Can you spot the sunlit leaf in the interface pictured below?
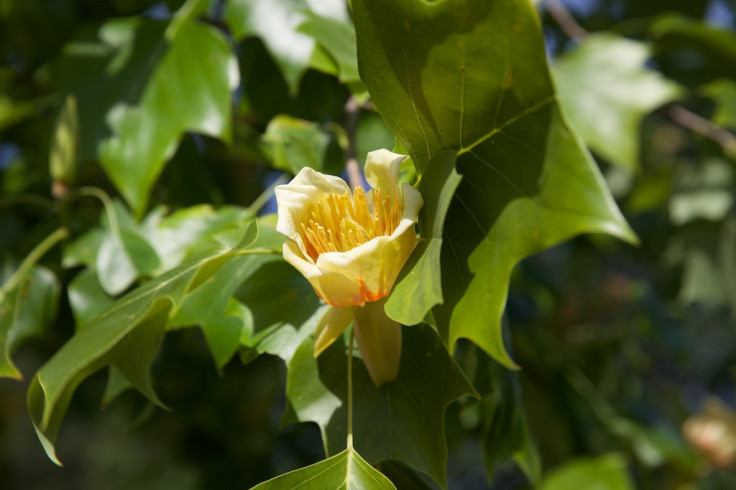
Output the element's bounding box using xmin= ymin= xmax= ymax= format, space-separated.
xmin=553 ymin=33 xmax=682 ymax=170
xmin=668 ymin=158 xmax=733 ymax=225
xmin=298 ymin=11 xmax=360 ymax=83
xmin=62 ymin=227 xmax=105 ymax=269
xmin=226 ymin=0 xmax=349 ymax=94
xmin=261 ymin=115 xmax=336 ymax=174
xmin=67 ymin=268 xmax=113 ymax=327
xmin=353 ymin=0 xmax=636 ymax=367
xmin=54 ymin=7 xmax=238 ymax=216
xmin=153 ymin=205 xmax=256 ymax=271
xmin=539 ymin=454 xmax=633 ymax=490
xmin=251 ymin=447 xmax=396 ymax=490
xmin=284 ymin=324 xmax=476 ymax=487
xmin=385 ymin=151 xmax=461 ymax=325
xmin=97 ymin=227 xmax=161 ymax=295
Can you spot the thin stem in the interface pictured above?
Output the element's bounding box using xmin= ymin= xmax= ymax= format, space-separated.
xmin=347 ymin=325 xmax=355 ymax=450
xmin=668 ymin=105 xmax=736 ymax=157
xmin=0 ymin=227 xmax=69 ymax=303
xmin=70 ymin=187 xmax=120 ymax=235
xmin=344 ymin=96 xmax=363 ymax=191
xmin=544 ymin=0 xmax=588 ymax=41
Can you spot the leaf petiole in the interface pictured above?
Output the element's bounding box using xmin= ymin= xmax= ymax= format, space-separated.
xmin=0 ymin=227 xmax=69 ymax=303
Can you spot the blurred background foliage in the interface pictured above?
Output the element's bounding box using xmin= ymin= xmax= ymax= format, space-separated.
xmin=3 ymin=0 xmax=736 ymax=488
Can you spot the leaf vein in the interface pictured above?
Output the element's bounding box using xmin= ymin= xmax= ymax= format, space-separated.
xmin=459 ymin=95 xmax=555 ymax=155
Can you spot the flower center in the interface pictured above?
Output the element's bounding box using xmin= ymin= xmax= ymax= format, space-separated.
xmin=299 ymin=186 xmax=402 ymax=261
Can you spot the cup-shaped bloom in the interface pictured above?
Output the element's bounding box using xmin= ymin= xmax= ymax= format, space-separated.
xmin=275 ymin=149 xmax=422 ymax=308
xmin=275 ymin=149 xmax=422 ymax=386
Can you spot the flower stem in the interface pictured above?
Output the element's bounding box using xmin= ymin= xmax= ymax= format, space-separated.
xmin=0 ymin=227 xmax=69 ymax=303
xmin=347 ymin=325 xmax=355 ymax=450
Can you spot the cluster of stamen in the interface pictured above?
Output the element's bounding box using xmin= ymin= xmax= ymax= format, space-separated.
xmin=299 ymin=186 xmax=402 ymax=261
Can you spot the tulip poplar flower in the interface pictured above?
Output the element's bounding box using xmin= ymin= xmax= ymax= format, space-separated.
xmin=275 ymin=149 xmax=423 ymax=386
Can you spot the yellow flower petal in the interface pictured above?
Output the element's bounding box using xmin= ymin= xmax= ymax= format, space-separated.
xmin=364 ymin=149 xmax=405 ymax=204
xmin=276 ymin=166 xmax=351 ymax=261
xmin=275 ymin=148 xmax=423 ymax=365
xmin=282 ymin=240 xmax=364 ymax=307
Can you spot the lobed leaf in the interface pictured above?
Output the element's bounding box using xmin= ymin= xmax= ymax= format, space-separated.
xmin=353 ymin=0 xmax=637 ymax=367
xmin=54 ymin=5 xmax=237 ymax=217
xmin=27 ymin=247 xmax=240 ymax=464
xmin=251 ymin=447 xmax=396 ymax=490
xmin=0 ymin=266 xmax=61 ymax=379
xmin=552 ymin=33 xmax=682 ymax=170
xmin=284 ymin=324 xmax=476 ymax=488
xmin=385 ymin=150 xmax=461 ymax=325
xmin=225 ymin=0 xmax=349 ymax=94
xmin=539 ymin=453 xmax=633 ymax=490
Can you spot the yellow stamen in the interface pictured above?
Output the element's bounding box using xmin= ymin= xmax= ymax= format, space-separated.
xmin=299 ymin=186 xmax=402 ymax=261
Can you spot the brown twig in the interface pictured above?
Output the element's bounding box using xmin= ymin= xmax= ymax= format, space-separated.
xmin=343 ymin=96 xmax=364 ymax=190
xmin=544 ymin=0 xmax=736 ymax=158
xmin=544 ymin=0 xmax=588 ymax=41
xmin=668 ymin=106 xmax=736 ymax=157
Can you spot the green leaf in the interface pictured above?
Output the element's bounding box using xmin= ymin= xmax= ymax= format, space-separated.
xmin=298 ymin=12 xmax=360 ymax=83
xmin=353 ymin=0 xmax=636 ymax=367
xmin=668 ymin=158 xmax=734 ymax=225
xmin=651 ymin=15 xmax=736 ymax=84
xmin=62 ymin=227 xmax=105 ymax=269
xmin=97 ymin=227 xmax=161 ymax=295
xmin=225 ymin=0 xmax=312 ymax=94
xmin=54 ymin=10 xmax=237 ymax=216
xmin=704 ymin=78 xmax=736 ymax=129
xmin=237 ymin=259 xmax=324 ymax=362
xmin=153 ymin=205 xmax=256 ymax=271
xmin=252 ymin=447 xmax=396 ymax=490
xmin=169 ymin=247 xmax=281 ymax=369
xmin=666 ymin=221 xmax=729 ymax=308
xmin=262 ymin=115 xmax=334 ymax=174
xmin=225 ymin=0 xmax=349 ymax=94
xmin=168 ymin=221 xmax=322 ymax=368
xmin=284 ymin=324 xmax=476 ymax=488
xmin=539 ymin=454 xmax=633 ymax=490
xmin=67 ymin=268 xmax=114 ymax=327
xmin=99 ymin=19 xmax=237 ymax=216
xmin=385 ymin=151 xmax=461 ymax=325
xmin=0 ymin=266 xmax=60 ymax=379
xmin=27 ymin=247 xmax=241 ymax=464
xmin=552 ymin=33 xmax=682 ymax=170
